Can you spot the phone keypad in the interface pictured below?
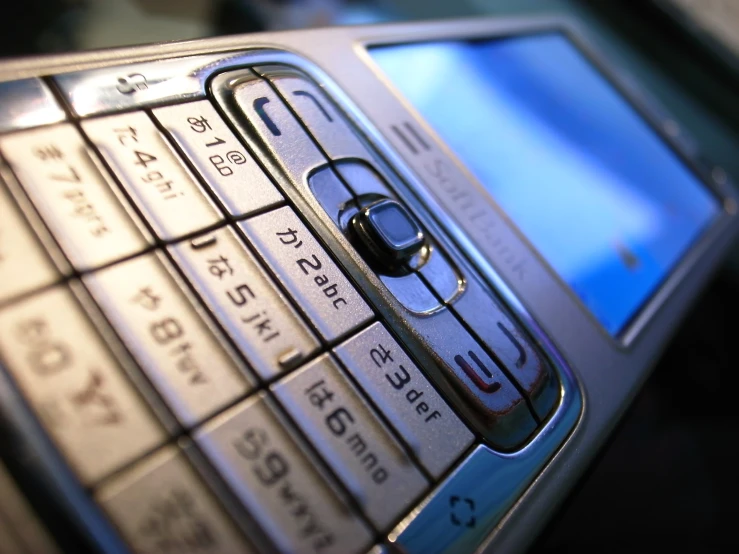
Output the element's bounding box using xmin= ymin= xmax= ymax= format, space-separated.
xmin=260 ymin=66 xmax=373 ymax=162
xmin=169 ymin=226 xmax=320 ymax=380
xmin=83 ymin=252 xmax=254 ymax=428
xmin=272 ymin=354 xmax=429 ymax=531
xmin=0 ymin=285 xmax=166 ymax=485
xmin=153 ymin=101 xmax=283 ymax=217
xmin=0 ymin=124 xmax=151 ymax=271
xmin=240 ymin=206 xmax=374 ymax=341
xmin=414 ymin=308 xmax=538 ymax=448
xmin=229 ymin=72 xmax=327 ymax=188
xmin=96 ymin=445 xmax=255 ymax=554
xmin=195 ymin=394 xmax=374 ymax=554
xmin=335 ymin=323 xmax=474 ymax=478
xmin=83 ymin=112 xmax=222 ymax=240
xmin=452 ymin=275 xmax=560 ymax=421
xmin=0 ymin=56 xmax=567 ymax=554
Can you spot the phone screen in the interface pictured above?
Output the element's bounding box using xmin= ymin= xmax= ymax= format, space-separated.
xmin=370 ymin=33 xmax=719 ymax=335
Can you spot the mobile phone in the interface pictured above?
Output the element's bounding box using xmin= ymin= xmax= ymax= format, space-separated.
xmin=0 ymin=16 xmax=736 ymax=554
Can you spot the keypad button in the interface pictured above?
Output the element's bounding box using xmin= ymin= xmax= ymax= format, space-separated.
xmin=224 ymin=71 xmax=327 ymax=187
xmin=416 ymin=308 xmax=537 ymax=449
xmin=82 ymin=112 xmax=221 ymax=241
xmin=307 ymin=165 xmax=355 ymax=226
xmin=169 ymin=227 xmax=319 ymax=381
xmin=352 ymin=198 xmax=426 ymax=267
xmin=195 ymin=394 xmax=373 ymax=554
xmin=390 ymin=445 xmax=508 ymax=554
xmin=261 ymin=68 xmax=372 ymax=162
xmin=0 ymin=179 xmax=59 ymax=303
xmin=96 ymin=445 xmax=254 ymax=554
xmin=379 ymin=273 xmax=441 ymax=314
xmin=153 ymin=100 xmax=283 ymax=217
xmin=83 ymin=252 xmax=253 ymax=427
xmin=272 ymin=354 xmax=428 ymax=530
xmin=334 ymin=323 xmax=474 ymax=478
xmin=417 ymin=245 xmax=463 ymax=304
xmin=335 ymin=161 xmax=394 ymax=199
xmin=0 ymin=124 xmax=150 ymax=271
xmin=0 ymin=285 xmax=165 ymax=485
xmin=240 ymin=206 xmax=373 ymax=342
xmin=451 ymin=276 xmax=560 ymax=421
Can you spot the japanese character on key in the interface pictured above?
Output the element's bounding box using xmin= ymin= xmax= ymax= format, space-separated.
xmin=207 ymin=256 xmax=233 ymax=279
xmin=207 ymin=255 xmax=234 ymax=280
xmin=33 ymin=144 xmax=64 ymax=161
xmin=370 ymin=343 xmax=393 ymax=368
xmin=187 ymin=116 xmax=212 ymax=134
xmin=131 ymin=286 xmax=161 ymax=311
xmin=113 ymin=126 xmax=138 ymax=146
xmin=304 ymin=379 xmax=334 ymax=410
xmin=69 ymin=370 xmax=123 ymax=426
xmin=276 ymin=228 xmax=302 ymax=248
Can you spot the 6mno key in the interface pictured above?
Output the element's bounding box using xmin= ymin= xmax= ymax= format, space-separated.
xmin=272 ymin=354 xmax=428 ymax=530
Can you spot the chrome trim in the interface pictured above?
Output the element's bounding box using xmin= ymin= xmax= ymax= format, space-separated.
xmin=55 ymin=54 xmax=234 ymax=117
xmin=0 ymin=78 xmax=66 ymax=133
xmin=205 ymin=46 xmax=581 ymax=543
xmin=53 ymin=50 xmax=328 ymax=118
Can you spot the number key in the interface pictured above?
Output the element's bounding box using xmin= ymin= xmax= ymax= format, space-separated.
xmin=83 ymin=252 xmax=253 ymax=427
xmin=153 ymin=100 xmax=283 ymax=217
xmin=0 ymin=285 xmax=165 ymax=485
xmin=0 ymin=124 xmax=150 ymax=270
xmin=82 ymin=112 xmax=221 ymax=240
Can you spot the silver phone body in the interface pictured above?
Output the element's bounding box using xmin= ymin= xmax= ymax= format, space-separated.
xmin=0 ymin=16 xmax=736 ymax=554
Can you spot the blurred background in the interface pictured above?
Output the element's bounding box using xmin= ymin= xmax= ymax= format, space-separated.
xmin=2 ymin=0 xmax=737 ymax=550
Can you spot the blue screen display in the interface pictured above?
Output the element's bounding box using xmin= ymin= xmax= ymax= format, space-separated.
xmin=370 ymin=34 xmax=719 ymax=335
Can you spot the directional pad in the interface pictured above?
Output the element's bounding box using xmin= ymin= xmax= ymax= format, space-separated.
xmin=351 ymin=197 xmax=426 ymax=269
